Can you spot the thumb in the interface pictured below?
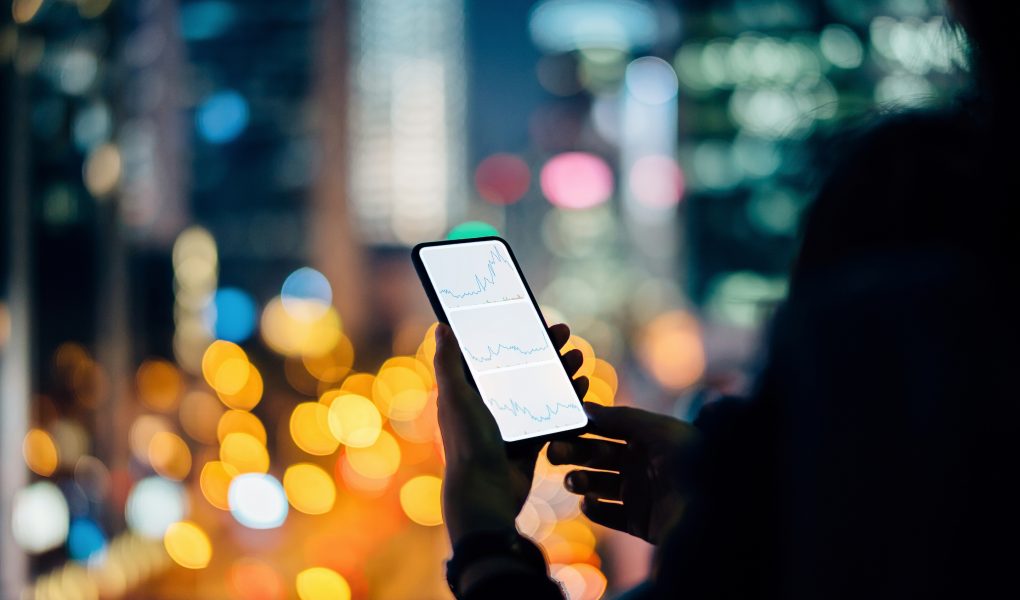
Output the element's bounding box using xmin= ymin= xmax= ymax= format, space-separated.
xmin=434 ymin=323 xmax=469 ymax=396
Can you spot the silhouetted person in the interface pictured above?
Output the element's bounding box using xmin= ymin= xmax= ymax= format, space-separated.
xmin=433 ymin=1 xmax=1019 ymax=598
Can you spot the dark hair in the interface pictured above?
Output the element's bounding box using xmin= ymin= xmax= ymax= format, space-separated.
xmin=950 ymin=0 xmax=1020 ymax=113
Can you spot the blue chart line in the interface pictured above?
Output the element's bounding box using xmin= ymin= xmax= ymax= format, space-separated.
xmin=464 ymin=340 xmax=549 ymax=363
xmin=486 ymin=397 xmax=581 ymax=423
xmin=438 ymin=246 xmax=518 ymax=301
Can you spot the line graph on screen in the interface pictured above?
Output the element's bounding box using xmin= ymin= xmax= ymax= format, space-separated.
xmin=434 ymin=245 xmax=524 ymax=308
xmin=463 ymin=340 xmax=549 ymax=364
xmin=484 ymin=396 xmax=581 ymax=423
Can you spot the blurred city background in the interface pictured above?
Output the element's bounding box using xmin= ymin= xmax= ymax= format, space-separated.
xmin=0 ymin=0 xmax=964 ymax=598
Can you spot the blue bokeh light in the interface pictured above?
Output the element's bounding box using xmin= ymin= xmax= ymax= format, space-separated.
xmin=281 ymin=267 xmax=332 ymax=317
xmin=180 ymin=1 xmax=237 ymax=41
xmin=207 ymin=287 xmax=257 ymax=343
xmin=196 ymin=91 xmax=249 ymax=144
xmin=68 ymin=518 xmax=106 ymax=562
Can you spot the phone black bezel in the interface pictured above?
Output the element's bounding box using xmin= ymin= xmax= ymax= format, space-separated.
xmin=411 ymin=236 xmax=589 ymax=453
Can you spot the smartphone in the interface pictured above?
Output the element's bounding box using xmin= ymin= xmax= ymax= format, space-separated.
xmin=412 ymin=237 xmax=588 ymax=446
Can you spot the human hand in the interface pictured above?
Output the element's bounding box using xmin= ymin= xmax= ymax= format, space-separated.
xmin=548 ymin=403 xmax=697 ymax=545
xmin=434 ymin=322 xmax=589 ymax=545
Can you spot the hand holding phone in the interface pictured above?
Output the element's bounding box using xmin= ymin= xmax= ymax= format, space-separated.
xmin=432 ymin=321 xmax=589 ymax=543
xmin=413 ymin=237 xmax=589 ymax=447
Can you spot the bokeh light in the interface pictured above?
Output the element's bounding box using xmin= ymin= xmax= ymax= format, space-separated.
xmin=281 ymin=267 xmax=333 ymax=320
xmin=344 ymin=430 xmax=401 ymax=479
xmin=629 ymin=155 xmax=685 ymax=207
xmin=129 ymin=415 xmax=173 ymax=464
xmin=199 ymin=460 xmax=238 ymax=511
xmin=216 ymin=363 xmax=264 ymax=410
xmin=125 ymin=476 xmax=186 ymax=539
xmin=147 ymin=431 xmax=192 ymax=481
xmin=68 ymin=518 xmax=107 ymax=562
xmin=196 ymin=90 xmax=249 ymax=144
xmin=220 ymin=432 xmax=270 ymax=474
xmin=399 ymin=475 xmax=443 ymax=526
xmin=326 ymin=394 xmax=382 ymax=448
xmin=290 ymin=402 xmax=340 ymax=456
xmin=136 ymin=359 xmax=183 ymax=413
xmin=11 ymin=481 xmax=69 ymax=554
xmin=83 ymin=143 xmax=122 ymax=198
xmin=302 ymin=334 xmax=355 ymax=384
xmin=625 ymin=56 xmax=679 ymax=104
xmin=218 ymin=409 xmax=268 ymax=445
xmin=474 ymin=153 xmax=531 ymax=205
xmin=228 ymin=473 xmax=288 ymax=530
xmin=373 ymin=357 xmax=432 ymax=422
xmin=23 ymin=428 xmax=59 ymax=477
xmin=208 ymin=287 xmax=258 ymax=343
xmin=446 ymin=221 xmax=501 ymax=240
xmin=179 ymin=390 xmax=225 ymax=444
xmin=163 ymin=521 xmax=212 ymax=569
xmin=283 ymin=463 xmax=336 ymax=515
xmin=637 ymin=310 xmax=706 ymax=391
xmin=261 ymin=296 xmax=342 ymax=357
xmin=540 ymin=152 xmax=614 ymax=209
xmin=202 ymin=340 xmax=252 ymax=396
xmin=230 ymin=558 xmax=285 ymax=600
xmin=295 ymin=567 xmax=351 ymax=600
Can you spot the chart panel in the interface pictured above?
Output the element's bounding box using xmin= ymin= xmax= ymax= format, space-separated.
xmin=475 ymin=362 xmax=587 ymax=440
xmin=420 ymin=241 xmax=527 ymax=309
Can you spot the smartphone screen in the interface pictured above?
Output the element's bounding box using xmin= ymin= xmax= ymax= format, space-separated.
xmin=415 ymin=239 xmax=587 ymax=442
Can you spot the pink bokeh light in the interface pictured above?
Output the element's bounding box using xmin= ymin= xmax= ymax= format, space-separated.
xmin=539 ymin=152 xmax=614 ymax=210
xmin=628 ymin=155 xmax=685 ymax=207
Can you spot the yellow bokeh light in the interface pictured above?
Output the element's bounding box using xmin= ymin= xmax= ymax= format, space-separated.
xmin=83 ymin=143 xmax=122 ymax=198
xmin=136 ymin=359 xmax=183 ymax=412
xmin=295 ymin=567 xmax=351 ymax=600
xmin=128 ymin=415 xmax=172 ymax=464
xmin=345 ymin=430 xmax=401 ymax=479
xmin=339 ymin=373 xmax=375 ymax=399
xmin=562 ymin=335 xmax=596 ymax=379
xmin=178 ymin=391 xmax=224 ymax=444
xmin=201 ymin=341 xmax=250 ymax=395
xmin=338 ymin=455 xmax=391 ymax=494
xmin=373 ymin=358 xmax=432 ymax=422
xmin=637 ymin=310 xmax=706 ymax=390
xmin=260 ymin=296 xmax=342 ymax=357
xmin=289 ymin=402 xmax=339 ymax=456
xmin=583 ymin=376 xmax=615 ymax=407
xmin=147 ymin=431 xmax=192 ymax=481
xmin=216 ymin=364 xmax=263 ymax=410
xmin=12 ymin=0 xmax=44 ymax=24
xmin=399 ymin=475 xmax=443 ymax=526
xmin=390 ymin=389 xmax=439 ymax=444
xmin=326 ymin=394 xmax=382 ymax=448
xmin=592 ymin=359 xmax=618 ymax=394
xmin=199 ymin=461 xmax=238 ymax=510
xmin=220 ymin=433 xmax=269 ymax=474
xmin=163 ymin=521 xmax=212 ymax=570
xmin=283 ymin=463 xmax=336 ymax=515
xmin=23 ymin=429 xmax=59 ymax=477
xmin=217 ymin=410 xmax=267 ymax=445
xmin=302 ymin=334 xmax=354 ymax=383
xmin=214 ymin=358 xmax=251 ymax=396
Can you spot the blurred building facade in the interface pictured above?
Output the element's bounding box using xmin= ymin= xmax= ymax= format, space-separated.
xmin=1 ymin=0 xmax=964 ymax=598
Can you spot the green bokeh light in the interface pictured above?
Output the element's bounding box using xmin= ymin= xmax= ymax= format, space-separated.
xmin=446 ymin=221 xmax=500 ymax=240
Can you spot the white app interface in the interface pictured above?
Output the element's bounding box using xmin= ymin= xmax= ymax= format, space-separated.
xmin=419 ymin=240 xmax=586 ymax=441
